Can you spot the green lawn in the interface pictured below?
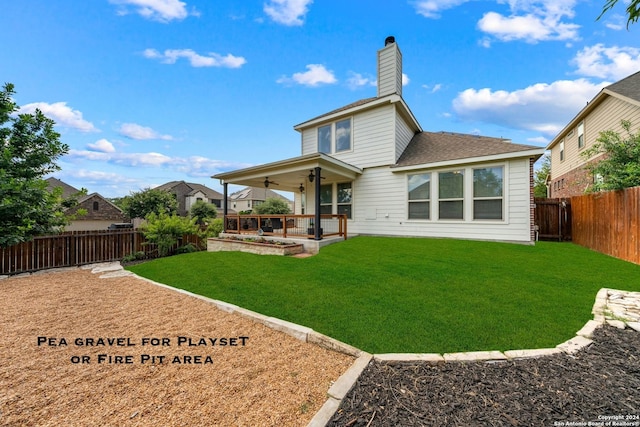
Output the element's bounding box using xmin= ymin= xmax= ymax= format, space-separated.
xmin=126 ymin=236 xmax=640 ymax=354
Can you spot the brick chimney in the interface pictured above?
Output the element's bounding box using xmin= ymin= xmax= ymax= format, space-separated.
xmin=377 ymin=36 xmax=402 ymax=98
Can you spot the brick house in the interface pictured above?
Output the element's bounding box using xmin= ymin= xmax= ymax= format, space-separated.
xmin=546 ymin=71 xmax=640 ymax=198
xmin=46 ymin=177 xmax=128 ymax=231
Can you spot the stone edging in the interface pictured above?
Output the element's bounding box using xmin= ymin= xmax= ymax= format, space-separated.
xmin=5 ymin=264 xmax=639 ymax=427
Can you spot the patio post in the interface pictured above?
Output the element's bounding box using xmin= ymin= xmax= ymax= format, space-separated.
xmin=314 ymin=166 xmax=322 ymax=240
xmin=223 ymin=182 xmax=228 ymax=217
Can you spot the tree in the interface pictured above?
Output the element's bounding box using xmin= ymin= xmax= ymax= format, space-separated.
xmin=0 ymin=83 xmax=71 ymax=247
xmin=534 ymin=154 xmax=551 ymax=198
xmin=189 ymin=200 xmax=217 ymax=225
xmin=581 ymin=120 xmax=640 ymax=192
xmin=253 ymin=197 xmax=291 ymax=214
xmin=598 ymin=0 xmax=639 ymax=28
xmin=141 ymin=212 xmax=198 ymax=257
xmin=120 ymin=188 xmax=178 ymax=219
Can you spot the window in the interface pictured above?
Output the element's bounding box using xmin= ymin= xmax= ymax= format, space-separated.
xmin=93 ymin=201 xmax=99 ymax=211
xmin=408 ymin=173 xmax=431 ymax=219
xmin=473 ymin=167 xmax=503 ymax=220
xmin=337 ymin=183 xmax=352 ymax=219
xmin=578 ymin=122 xmax=585 ymax=149
xmin=320 ymin=184 xmax=332 ymax=214
xmin=317 ymin=118 xmax=352 ymax=153
xmin=560 ymin=140 xmax=565 ymax=161
xmin=438 ymin=170 xmax=464 ymax=220
xmin=335 ymin=119 xmax=352 ymax=152
xmin=318 ymin=125 xmax=331 ymax=154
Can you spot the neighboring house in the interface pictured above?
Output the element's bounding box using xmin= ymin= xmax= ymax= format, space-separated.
xmin=46 ymin=177 xmax=128 ymax=231
xmin=213 ymin=37 xmax=545 ymax=243
xmin=228 ymin=187 xmax=294 ymax=213
xmin=155 ymin=181 xmax=224 ymax=216
xmin=546 ymin=71 xmax=640 ymax=198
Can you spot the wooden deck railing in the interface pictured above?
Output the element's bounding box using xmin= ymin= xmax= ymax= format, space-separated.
xmin=223 ymin=214 xmax=347 ymax=240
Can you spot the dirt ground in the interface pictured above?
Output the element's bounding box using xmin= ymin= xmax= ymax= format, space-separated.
xmin=0 ymin=268 xmax=355 ymax=427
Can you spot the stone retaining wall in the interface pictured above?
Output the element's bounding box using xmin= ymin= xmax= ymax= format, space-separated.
xmin=207 ymin=238 xmax=305 ymax=256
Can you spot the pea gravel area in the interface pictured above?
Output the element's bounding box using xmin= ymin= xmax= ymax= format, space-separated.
xmin=0 ymin=268 xmax=355 ymax=427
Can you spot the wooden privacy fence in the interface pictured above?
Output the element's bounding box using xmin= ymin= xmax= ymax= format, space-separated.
xmin=534 ymin=198 xmax=572 ymax=241
xmin=571 ymin=186 xmax=640 ymax=265
xmin=1 ymin=230 xmax=202 ymax=275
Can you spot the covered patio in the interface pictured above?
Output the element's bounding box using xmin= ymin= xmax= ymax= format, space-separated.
xmin=212 ymin=153 xmax=362 ymax=241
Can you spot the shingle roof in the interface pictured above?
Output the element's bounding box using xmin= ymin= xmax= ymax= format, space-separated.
xmin=294 ymin=97 xmax=378 ymax=128
xmin=606 ymin=70 xmax=640 ymax=103
xmin=155 ymin=181 xmax=223 ymax=199
xmin=394 ymin=132 xmax=542 ymax=167
xmin=45 ymin=177 xmax=80 ymax=198
xmin=229 ymin=187 xmax=291 ymax=201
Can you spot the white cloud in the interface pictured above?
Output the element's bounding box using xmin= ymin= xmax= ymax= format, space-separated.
xmin=402 ymin=73 xmax=410 ymax=86
xmin=412 ymin=0 xmax=471 ymax=18
xmin=66 ymin=149 xmax=249 ymax=178
xmin=477 ymin=0 xmax=580 ymax=43
xmin=422 ymin=83 xmax=443 ymax=93
xmin=414 ymin=0 xmax=581 ymax=43
xmin=19 ymin=102 xmax=97 ymax=132
xmin=264 ymin=0 xmax=313 ymax=26
xmin=277 ymin=64 xmax=337 ymax=87
xmin=452 ymin=78 xmax=608 ymax=135
xmin=87 ymin=139 xmax=116 ymax=153
xmin=109 ymin=0 xmax=194 ymax=22
xmin=66 ymin=169 xmax=139 ymax=185
xmin=572 ymin=44 xmax=640 ymax=80
xmin=346 ymin=72 xmax=376 ymax=89
xmin=143 ymin=48 xmax=246 ymax=68
xmin=527 ymin=136 xmax=550 ymax=144
xmin=119 ymin=123 xmax=173 ymax=140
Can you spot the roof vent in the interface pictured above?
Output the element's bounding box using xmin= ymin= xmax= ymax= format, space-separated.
xmin=385 ymin=36 xmax=395 ymax=46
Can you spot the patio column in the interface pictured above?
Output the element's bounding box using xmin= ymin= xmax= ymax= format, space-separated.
xmin=314 ymin=166 xmax=322 ymax=240
xmin=223 ymin=182 xmax=228 ymax=216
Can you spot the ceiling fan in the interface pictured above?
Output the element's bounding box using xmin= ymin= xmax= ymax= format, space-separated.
xmin=263 ymin=177 xmax=279 ymax=188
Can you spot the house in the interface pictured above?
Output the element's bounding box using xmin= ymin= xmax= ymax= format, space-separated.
xmin=154 ymin=181 xmax=224 ymax=216
xmin=213 ymin=37 xmax=545 ymax=243
xmin=46 ymin=177 xmax=128 ymax=231
xmin=228 ymin=186 xmax=294 ymax=213
xmin=546 ymin=71 xmax=640 ymax=198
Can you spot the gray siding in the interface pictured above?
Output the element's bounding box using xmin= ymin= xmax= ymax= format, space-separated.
xmin=551 ymin=96 xmax=640 ymax=179
xmin=348 ymin=158 xmax=533 ymax=242
xmin=377 ymin=43 xmax=402 ymax=98
xmin=395 ymin=110 xmax=414 ymax=162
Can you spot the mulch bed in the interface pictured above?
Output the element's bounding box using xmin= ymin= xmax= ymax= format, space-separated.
xmin=328 ymin=326 xmax=640 ymax=426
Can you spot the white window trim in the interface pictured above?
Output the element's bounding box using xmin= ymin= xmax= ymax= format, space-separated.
xmin=316 ymin=117 xmax=354 ymax=154
xmin=437 ymin=169 xmax=465 ymax=221
xmin=471 ymin=165 xmax=505 ymax=222
xmin=407 ymin=173 xmax=431 ymax=221
xmin=577 ymin=121 xmax=585 ymax=149
xmin=405 ymin=163 xmax=509 ymax=224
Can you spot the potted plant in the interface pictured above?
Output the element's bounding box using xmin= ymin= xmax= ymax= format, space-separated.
xmin=307 ymin=221 xmax=323 ymax=236
xmin=262 ymin=218 xmax=273 ymax=233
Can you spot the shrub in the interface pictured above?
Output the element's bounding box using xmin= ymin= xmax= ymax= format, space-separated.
xmin=141 ymin=212 xmax=198 ymax=257
xmin=253 ymin=198 xmax=291 ymax=215
xmin=190 ymin=200 xmax=217 ymax=225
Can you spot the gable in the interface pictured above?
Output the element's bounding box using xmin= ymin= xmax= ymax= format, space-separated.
xmin=547 ymin=70 xmax=640 ymax=151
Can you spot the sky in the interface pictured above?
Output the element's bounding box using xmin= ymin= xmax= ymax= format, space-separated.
xmin=1 ymin=0 xmax=638 ymax=198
